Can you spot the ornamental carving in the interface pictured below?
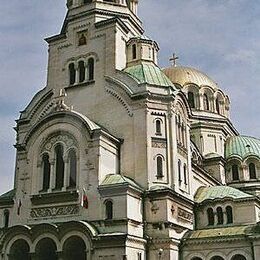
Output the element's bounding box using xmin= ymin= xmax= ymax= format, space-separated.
xmin=30 ymin=205 xmax=79 ymax=218
xmin=177 ymin=208 xmax=193 ymax=223
xmin=152 ymin=141 xmax=167 ymax=149
xmin=42 ymin=133 xmax=77 ymax=152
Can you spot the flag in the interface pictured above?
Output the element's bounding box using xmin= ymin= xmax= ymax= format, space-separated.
xmin=81 ymin=189 xmax=88 ymax=209
xmin=17 ymin=199 xmax=22 ymax=215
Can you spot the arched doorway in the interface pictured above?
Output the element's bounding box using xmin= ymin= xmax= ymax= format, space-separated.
xmin=35 ymin=238 xmax=57 ymax=260
xmin=9 ymin=239 xmax=30 ymax=260
xmin=231 ymin=255 xmax=247 ymax=260
xmin=63 ymin=236 xmax=86 ymax=260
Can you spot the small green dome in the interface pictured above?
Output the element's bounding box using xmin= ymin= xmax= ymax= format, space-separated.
xmin=124 ymin=62 xmax=174 ymax=87
xmin=225 ymin=135 xmax=260 ymax=160
xmin=195 ymin=186 xmax=252 ymax=203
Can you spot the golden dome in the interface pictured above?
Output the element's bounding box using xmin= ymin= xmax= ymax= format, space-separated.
xmin=163 ymin=66 xmax=218 ymax=90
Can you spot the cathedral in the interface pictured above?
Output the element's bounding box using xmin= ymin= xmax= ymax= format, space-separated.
xmin=1 ymin=1 xmax=260 ymax=260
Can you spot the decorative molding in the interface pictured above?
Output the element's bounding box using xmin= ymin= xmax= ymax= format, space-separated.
xmin=30 ymin=205 xmax=79 ymax=218
xmin=105 ymin=87 xmax=133 ymax=117
xmin=177 ymin=207 xmax=193 ymax=223
xmin=152 ymin=140 xmax=167 ymax=149
xmin=57 ymin=43 xmax=73 ymax=50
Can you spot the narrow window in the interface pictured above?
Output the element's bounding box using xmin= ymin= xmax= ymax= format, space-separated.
xmin=178 ymin=160 xmax=182 ymax=183
xmin=69 ymin=63 xmax=76 ymax=85
xmin=226 ymin=206 xmax=233 ymax=224
xmin=69 ymin=150 xmax=77 ymax=188
xmin=232 ymin=164 xmax=239 ymax=181
xmin=88 ymin=58 xmax=94 ymax=81
xmin=249 ymin=163 xmax=256 ymax=179
xmin=138 ymin=252 xmax=142 ymax=260
xmin=207 ymin=208 xmax=214 ymax=226
xmin=155 ymin=119 xmax=162 ymax=135
xmin=78 ymin=61 xmax=85 ymax=83
xmin=132 ymin=44 xmax=137 ymax=59
xmin=4 ymin=210 xmax=9 ymax=228
xmin=188 ymin=92 xmax=195 ymax=108
xmin=217 ymin=207 xmax=223 ymax=225
xmin=105 ymin=201 xmax=113 ymax=220
xmin=156 ymin=156 xmax=163 ymax=178
xmin=42 ymin=153 xmax=50 ymax=191
xmin=216 ymin=98 xmax=220 ymax=114
xmin=183 ymin=164 xmax=187 ymax=185
xmin=55 ymin=144 xmax=64 ymax=190
xmin=203 ymin=94 xmax=209 ymax=111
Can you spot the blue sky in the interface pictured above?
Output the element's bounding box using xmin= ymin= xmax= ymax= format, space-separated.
xmin=0 ymin=0 xmax=259 ymax=194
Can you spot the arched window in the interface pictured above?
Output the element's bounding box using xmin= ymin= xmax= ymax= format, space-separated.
xmin=156 ymin=156 xmax=163 ymax=178
xmin=55 ymin=144 xmax=64 ymax=190
xmin=226 ymin=206 xmax=233 ymax=224
xmin=178 ymin=160 xmax=182 ymax=183
xmin=105 ymin=200 xmax=113 ymax=220
xmin=217 ymin=207 xmax=224 ymax=225
xmin=88 ymin=58 xmax=94 ymax=81
xmin=216 ymin=98 xmax=220 ymax=114
xmin=132 ymin=44 xmax=137 ymax=59
xmin=207 ymin=207 xmax=214 ymax=226
xmin=78 ymin=34 xmax=87 ymax=46
xmin=68 ymin=150 xmax=77 ymax=188
xmin=249 ymin=163 xmax=256 ymax=179
xmin=3 ymin=210 xmax=9 ymax=228
xmin=9 ymin=239 xmax=30 ymax=260
xmin=35 ymin=238 xmax=57 ymax=260
xmin=232 ymin=164 xmax=239 ymax=181
xmin=203 ymin=94 xmax=209 ymax=111
xmin=63 ymin=236 xmax=86 ymax=260
xmin=188 ymin=91 xmax=195 ymax=108
xmin=42 ymin=153 xmax=50 ymax=191
xmin=78 ymin=61 xmax=85 ymax=83
xmin=69 ymin=63 xmax=76 ymax=85
xmin=231 ymin=255 xmax=247 ymax=260
xmin=155 ymin=119 xmax=162 ymax=135
xmin=183 ymin=164 xmax=187 ymax=185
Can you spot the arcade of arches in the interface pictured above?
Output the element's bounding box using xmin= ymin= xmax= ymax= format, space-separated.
xmin=7 ymin=236 xmax=87 ymax=260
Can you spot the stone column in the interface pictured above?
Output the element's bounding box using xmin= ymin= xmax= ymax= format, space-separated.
xmin=56 ymin=251 xmax=63 ymax=260
xmin=85 ymin=61 xmax=89 ymax=82
xmin=48 ymin=160 xmax=55 ymax=192
xmin=29 ymin=252 xmax=38 ymax=260
xmin=75 ymin=64 xmax=79 ymax=84
xmin=63 ymin=159 xmax=69 ymax=191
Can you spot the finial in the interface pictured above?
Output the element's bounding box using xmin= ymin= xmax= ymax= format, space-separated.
xmin=169 ymin=53 xmax=179 ymax=67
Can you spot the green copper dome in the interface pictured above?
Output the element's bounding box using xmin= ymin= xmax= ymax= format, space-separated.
xmin=195 ymin=186 xmax=252 ymax=203
xmin=124 ymin=62 xmax=174 ymax=87
xmin=225 ymin=136 xmax=260 ymax=160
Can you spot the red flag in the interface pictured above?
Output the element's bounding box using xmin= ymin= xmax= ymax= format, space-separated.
xmin=81 ymin=190 xmax=88 ymax=209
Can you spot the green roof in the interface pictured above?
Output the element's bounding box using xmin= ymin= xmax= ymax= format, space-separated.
xmin=195 ymin=186 xmax=252 ymax=203
xmin=186 ymin=225 xmax=255 ymax=240
xmin=0 ymin=189 xmax=15 ymax=205
xmin=124 ymin=62 xmax=174 ymax=87
xmin=225 ymin=135 xmax=260 ymax=160
xmin=100 ymin=174 xmax=142 ymax=191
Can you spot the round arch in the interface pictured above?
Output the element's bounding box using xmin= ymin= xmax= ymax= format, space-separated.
xmin=35 ymin=237 xmax=57 ymax=260
xmin=62 ymin=235 xmax=87 ymax=260
xmin=8 ymin=239 xmax=30 ymax=260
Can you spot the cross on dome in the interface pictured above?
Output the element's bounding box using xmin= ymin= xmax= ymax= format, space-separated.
xmin=169 ymin=53 xmax=179 ymax=67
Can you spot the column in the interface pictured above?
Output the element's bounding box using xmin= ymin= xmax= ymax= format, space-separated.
xmin=85 ymin=61 xmax=89 ymax=82
xmin=75 ymin=64 xmax=79 ymax=84
xmin=49 ymin=160 xmax=55 ymax=192
xmin=63 ymin=159 xmax=69 ymax=191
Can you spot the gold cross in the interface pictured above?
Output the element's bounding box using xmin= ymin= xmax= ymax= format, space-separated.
xmin=169 ymin=53 xmax=179 ymax=67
